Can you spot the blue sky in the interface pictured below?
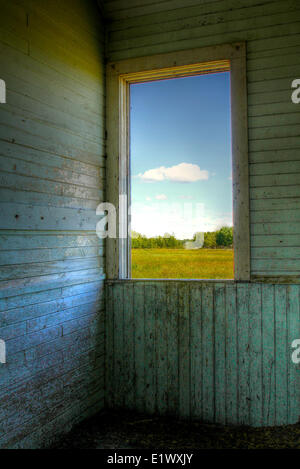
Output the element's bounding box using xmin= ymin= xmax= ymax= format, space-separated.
xmin=130 ymin=72 xmax=233 ymax=239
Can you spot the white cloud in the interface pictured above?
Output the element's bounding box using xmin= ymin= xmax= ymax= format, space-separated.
xmin=131 ymin=201 xmax=232 ymax=239
xmin=138 ymin=162 xmax=209 ymax=183
xmin=155 ymin=194 xmax=167 ymax=200
xmin=146 ymin=197 xmax=152 ymax=201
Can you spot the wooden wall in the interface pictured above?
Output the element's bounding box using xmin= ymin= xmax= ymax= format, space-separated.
xmin=0 ymin=0 xmax=105 ymax=448
xmin=103 ymin=0 xmax=300 ymax=426
xmin=106 ymin=280 xmax=300 ymax=426
xmin=104 ymin=0 xmax=300 ymax=279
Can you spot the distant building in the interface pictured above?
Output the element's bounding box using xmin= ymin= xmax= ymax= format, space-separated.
xmin=184 ymin=232 xmax=204 ymax=249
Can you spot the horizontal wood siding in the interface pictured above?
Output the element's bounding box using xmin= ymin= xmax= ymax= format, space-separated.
xmin=0 ymin=0 xmax=105 ymax=448
xmin=104 ymin=0 xmax=300 ymax=278
xmin=106 ymin=280 xmax=300 ymax=426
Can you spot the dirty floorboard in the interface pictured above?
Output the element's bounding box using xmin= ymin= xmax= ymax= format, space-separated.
xmin=50 ymin=410 xmax=300 ymax=449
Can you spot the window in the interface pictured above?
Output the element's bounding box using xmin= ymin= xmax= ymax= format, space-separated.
xmin=106 ymin=43 xmax=249 ymax=281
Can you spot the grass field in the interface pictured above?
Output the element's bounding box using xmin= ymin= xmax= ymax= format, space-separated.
xmin=132 ymin=248 xmax=234 ymax=279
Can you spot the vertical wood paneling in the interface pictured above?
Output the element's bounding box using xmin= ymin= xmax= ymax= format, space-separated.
xmin=178 ymin=283 xmax=190 ymax=418
xmin=214 ymin=283 xmax=226 ymax=424
xmin=133 ymin=281 xmax=145 ymax=413
xmin=105 ymin=283 xmax=114 ymax=408
xmin=113 ymin=283 xmax=124 ymax=408
xmin=225 ymin=283 xmax=238 ymax=424
xmin=144 ymin=283 xmax=156 ymax=414
xmin=201 ymin=284 xmax=214 ymax=422
xmin=237 ymin=283 xmax=250 ymax=424
xmin=190 ymin=284 xmax=202 ymax=419
xmin=123 ymin=282 xmax=135 ymax=409
xmin=166 ymin=283 xmax=179 ymax=415
xmin=249 ymin=284 xmax=263 ymax=426
xmin=156 ymin=283 xmax=168 ymax=414
xmin=261 ymin=284 xmax=276 ymax=426
xmin=275 ymin=285 xmax=288 ymax=425
xmin=286 ymin=285 xmax=299 ymax=424
xmin=107 ymin=280 xmax=299 ymax=427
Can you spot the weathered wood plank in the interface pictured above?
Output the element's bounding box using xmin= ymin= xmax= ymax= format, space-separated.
xmin=0 ymin=232 xmax=102 ymax=251
xmin=286 ymin=285 xmax=299 ymax=424
xmin=123 ymin=282 xmax=135 ymax=409
xmin=251 ymin=198 xmax=300 ymax=212
xmin=0 ymin=289 xmax=103 ymax=327
xmin=109 ymin=17 xmax=300 ymax=60
xmin=252 ymin=247 xmax=300 ymax=261
xmin=144 ymin=284 xmax=156 ymax=414
xmin=251 ymin=221 xmax=300 ymax=236
xmin=178 ymin=283 xmax=190 ymax=418
xmin=225 ymin=284 xmax=238 ymax=424
xmin=274 ymin=285 xmax=288 ymax=425
xmin=0 ymin=279 xmax=103 ymax=312
xmin=0 ymin=0 xmax=105 ymax=450
xmin=156 ymin=283 xmax=168 ymax=415
xmin=113 ymin=283 xmax=124 ymax=408
xmin=236 ymin=283 xmax=250 ymax=425
xmin=0 ymin=268 xmax=104 ymax=300
xmin=252 ymin=259 xmax=300 ymax=272
xmin=202 ymin=284 xmax=214 ymax=422
xmin=0 ymin=246 xmax=102 ymax=266
xmin=0 ymin=257 xmax=103 ymax=282
xmin=166 ymin=283 xmax=179 ymax=416
xmin=190 ymin=284 xmax=202 ymax=419
xmin=0 ymin=154 xmax=102 ymax=188
xmin=251 ymin=234 xmax=300 ymax=248
xmin=214 ymin=283 xmax=226 ymax=424
xmin=108 ymin=0 xmax=287 ymax=41
xmin=133 ymin=281 xmax=145 ymax=413
xmin=261 ymin=284 xmax=276 ymax=426
xmin=249 ymin=284 xmax=263 ymax=426
xmin=109 ymin=8 xmax=300 ymax=53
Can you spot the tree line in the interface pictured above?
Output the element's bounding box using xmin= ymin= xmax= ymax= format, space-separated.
xmin=131 ymin=226 xmax=233 ymax=249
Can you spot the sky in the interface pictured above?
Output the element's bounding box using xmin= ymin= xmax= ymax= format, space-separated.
xmin=130 ymin=72 xmax=232 ymax=239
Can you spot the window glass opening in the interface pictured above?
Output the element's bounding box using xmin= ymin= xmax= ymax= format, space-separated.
xmin=130 ymin=72 xmax=233 ymax=279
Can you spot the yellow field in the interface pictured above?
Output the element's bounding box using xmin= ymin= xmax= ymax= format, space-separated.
xmin=132 ymin=248 xmax=234 ymax=279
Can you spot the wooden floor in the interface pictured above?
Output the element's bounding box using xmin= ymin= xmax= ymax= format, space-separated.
xmin=51 ymin=410 xmax=300 ymax=449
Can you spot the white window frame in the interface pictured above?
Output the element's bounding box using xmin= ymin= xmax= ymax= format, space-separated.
xmin=106 ymin=42 xmax=250 ymax=281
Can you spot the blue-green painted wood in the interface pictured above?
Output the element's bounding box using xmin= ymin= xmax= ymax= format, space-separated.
xmin=178 ymin=283 xmax=190 ymax=418
xmin=105 ymin=0 xmax=300 ymax=278
xmin=214 ymin=283 xmax=226 ymax=424
xmin=107 ymin=280 xmax=300 ymax=427
xmin=156 ymin=283 xmax=168 ymax=414
xmin=123 ymin=282 xmax=135 ymax=409
xmin=261 ymin=284 xmax=276 ymax=426
xmin=225 ymin=284 xmax=238 ymax=424
xmin=249 ymin=284 xmax=263 ymax=426
xmin=202 ymin=284 xmax=214 ymax=422
xmin=0 ymin=0 xmax=105 ymax=449
xmin=166 ymin=283 xmax=179 ymax=415
xmin=133 ymin=281 xmax=146 ymax=413
xmin=113 ymin=282 xmax=124 ymax=408
xmin=144 ymin=284 xmax=156 ymax=414
xmin=287 ymin=285 xmax=299 ymax=424
xmin=236 ymin=283 xmax=250 ymax=424
xmin=190 ymin=284 xmax=202 ymax=419
xmin=275 ymin=285 xmax=288 ymax=425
